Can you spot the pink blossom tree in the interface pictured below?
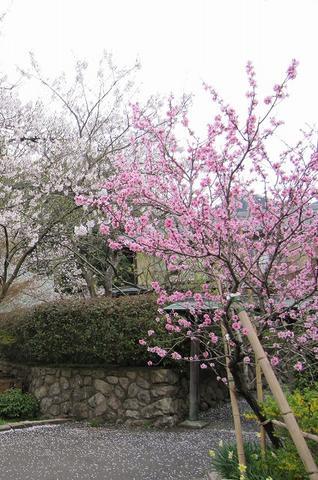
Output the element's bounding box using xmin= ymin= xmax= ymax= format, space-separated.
xmin=80 ymin=60 xmax=318 ymax=444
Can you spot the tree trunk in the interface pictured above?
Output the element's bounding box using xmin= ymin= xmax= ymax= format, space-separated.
xmin=221 ymin=323 xmax=246 ymax=465
xmin=103 ymin=251 xmax=119 ymax=296
xmin=256 ymin=361 xmax=267 ymax=456
xmin=82 ymin=269 xmax=97 ymax=298
xmin=230 ymin=364 xmax=281 ymax=448
xmin=103 ymin=270 xmax=113 ymax=297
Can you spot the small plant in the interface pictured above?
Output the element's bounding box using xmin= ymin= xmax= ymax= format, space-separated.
xmin=0 ymin=388 xmax=39 ymax=419
xmin=143 ymin=420 xmax=153 ymax=429
xmin=89 ymin=418 xmax=105 ymax=428
xmin=209 ymin=442 xmax=268 ymax=480
xmin=0 ymin=330 xmax=15 ymax=346
xmin=209 ymin=441 xmax=288 ymax=480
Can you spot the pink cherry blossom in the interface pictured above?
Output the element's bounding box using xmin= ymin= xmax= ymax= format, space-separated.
xmin=270 ymin=356 xmax=280 ymax=367
xmin=294 ymin=361 xmax=304 ymax=372
xmin=79 ymin=61 xmax=318 ymax=430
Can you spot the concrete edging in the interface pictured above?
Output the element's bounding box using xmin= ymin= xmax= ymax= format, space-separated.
xmin=207 ymin=473 xmax=218 ymax=480
xmin=0 ymin=418 xmax=70 ymax=432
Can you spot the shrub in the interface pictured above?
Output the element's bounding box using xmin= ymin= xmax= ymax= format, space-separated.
xmin=258 ymin=383 xmax=318 ymax=435
xmin=0 ymin=294 xmax=185 ymax=366
xmin=240 ymin=385 xmax=318 ymax=479
xmin=0 ymin=388 xmax=39 ymax=419
xmin=209 ymin=440 xmax=317 ymax=480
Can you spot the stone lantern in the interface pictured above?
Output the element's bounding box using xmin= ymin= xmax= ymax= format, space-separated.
xmin=164 ymin=299 xmax=219 ymax=428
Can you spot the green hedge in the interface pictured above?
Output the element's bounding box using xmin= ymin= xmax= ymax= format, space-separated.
xmin=0 ymin=294 xmax=173 ymax=366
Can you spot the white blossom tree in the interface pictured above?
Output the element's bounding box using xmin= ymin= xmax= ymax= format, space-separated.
xmin=0 ymin=55 xmax=161 ymax=305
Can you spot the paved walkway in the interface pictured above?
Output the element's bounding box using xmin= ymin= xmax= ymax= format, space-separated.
xmin=0 ymin=424 xmax=256 ymax=480
xmin=0 ymin=403 xmax=257 ymax=480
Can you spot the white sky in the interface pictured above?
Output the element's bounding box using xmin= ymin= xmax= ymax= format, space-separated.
xmin=0 ymin=0 xmax=317 ymax=141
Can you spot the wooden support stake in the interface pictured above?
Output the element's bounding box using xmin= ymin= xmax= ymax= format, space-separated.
xmin=235 ymin=304 xmax=318 ymax=480
xmin=267 ymin=419 xmax=318 ymax=444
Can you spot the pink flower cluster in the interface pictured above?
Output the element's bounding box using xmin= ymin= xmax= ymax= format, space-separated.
xmin=81 ymin=60 xmax=317 ymax=381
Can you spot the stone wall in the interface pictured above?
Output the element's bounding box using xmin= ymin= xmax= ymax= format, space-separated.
xmin=0 ymin=362 xmax=228 ymax=427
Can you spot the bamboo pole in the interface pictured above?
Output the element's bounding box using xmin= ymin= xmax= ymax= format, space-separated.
xmin=217 ymin=281 xmax=246 ymax=467
xmin=233 ymin=301 xmax=318 ymax=480
xmin=266 ymin=419 xmax=318 ymax=443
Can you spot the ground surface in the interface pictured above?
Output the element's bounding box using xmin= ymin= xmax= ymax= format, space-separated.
xmin=0 ymin=403 xmax=257 ymax=480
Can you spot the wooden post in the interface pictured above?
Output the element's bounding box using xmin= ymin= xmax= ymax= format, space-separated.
xmin=234 ymin=302 xmax=318 ymax=480
xmin=189 ymin=337 xmax=200 ymax=421
xmin=217 ymin=281 xmax=246 ymax=466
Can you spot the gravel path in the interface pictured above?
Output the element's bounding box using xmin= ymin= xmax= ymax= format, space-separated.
xmin=0 ymin=403 xmax=257 ymax=480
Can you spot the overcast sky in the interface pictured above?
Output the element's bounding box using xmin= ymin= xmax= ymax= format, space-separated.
xmin=1 ymin=0 xmax=317 ymax=141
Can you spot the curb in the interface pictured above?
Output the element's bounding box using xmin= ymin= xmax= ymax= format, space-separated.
xmin=0 ymin=418 xmax=70 ymax=432
xmin=207 ymin=474 xmax=218 ymax=480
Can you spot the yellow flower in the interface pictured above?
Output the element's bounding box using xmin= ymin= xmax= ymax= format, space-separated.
xmin=238 ymin=464 xmax=247 ymax=473
xmin=208 ymin=450 xmax=216 ymax=458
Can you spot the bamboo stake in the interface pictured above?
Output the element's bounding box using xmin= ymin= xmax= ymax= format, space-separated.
xmin=217 ymin=281 xmax=246 ymax=467
xmin=266 ymin=419 xmax=318 ymax=444
xmin=233 ymin=301 xmax=318 ymax=480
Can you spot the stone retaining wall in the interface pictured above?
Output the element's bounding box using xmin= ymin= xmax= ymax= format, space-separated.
xmin=0 ymin=362 xmax=228 ymax=427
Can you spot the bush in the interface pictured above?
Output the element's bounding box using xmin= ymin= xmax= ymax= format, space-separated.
xmin=209 ymin=440 xmax=317 ymax=480
xmin=0 ymin=294 xmax=184 ymax=366
xmin=239 ymin=385 xmax=318 ymax=479
xmin=258 ymin=383 xmax=318 ymax=435
xmin=0 ymin=388 xmax=39 ymax=419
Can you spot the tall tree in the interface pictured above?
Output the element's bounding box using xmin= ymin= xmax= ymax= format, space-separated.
xmin=81 ymin=59 xmax=318 ymax=438
xmin=0 ymin=55 xmax=158 ymax=305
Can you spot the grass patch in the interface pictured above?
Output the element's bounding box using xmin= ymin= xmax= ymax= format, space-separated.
xmin=0 ymin=417 xmax=21 ymax=425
